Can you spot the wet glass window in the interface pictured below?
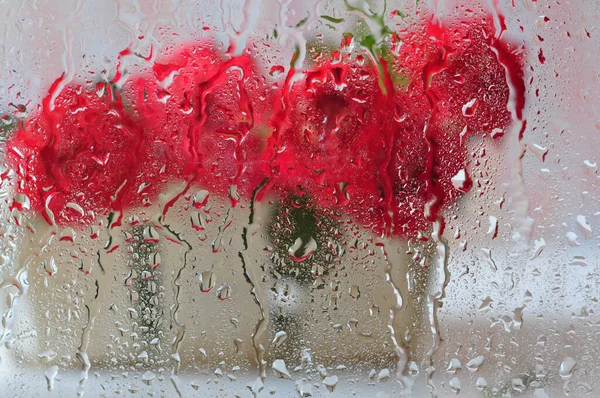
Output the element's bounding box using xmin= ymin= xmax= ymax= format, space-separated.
xmin=0 ymin=0 xmax=594 ymax=397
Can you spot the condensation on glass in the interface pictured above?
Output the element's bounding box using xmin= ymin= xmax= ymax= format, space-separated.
xmin=0 ymin=0 xmax=597 ymax=397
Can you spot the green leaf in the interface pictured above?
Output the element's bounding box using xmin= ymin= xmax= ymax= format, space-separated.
xmin=296 ymin=15 xmax=308 ymax=28
xmin=360 ymin=34 xmax=377 ymax=53
xmin=0 ymin=115 xmax=15 ymax=137
xmin=291 ymin=45 xmax=301 ymax=69
xmin=320 ymin=15 xmax=345 ymax=24
xmin=267 ymin=194 xmax=344 ymax=282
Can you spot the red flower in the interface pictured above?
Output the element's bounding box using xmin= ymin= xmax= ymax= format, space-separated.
xmin=266 ymin=57 xmax=396 ymax=236
xmin=7 ymin=44 xmax=274 ymax=225
xmin=126 ymin=44 xmax=275 ymax=208
xmin=7 ymin=79 xmax=154 ymax=225
xmin=389 ymin=15 xmax=524 ymax=235
xmin=5 ymin=14 xmax=524 ymax=236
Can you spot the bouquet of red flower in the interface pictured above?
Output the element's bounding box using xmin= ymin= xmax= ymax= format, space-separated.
xmin=5 ymin=13 xmax=523 ymax=241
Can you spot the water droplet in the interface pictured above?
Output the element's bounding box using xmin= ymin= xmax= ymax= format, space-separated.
xmin=316 ymin=364 xmax=328 ymax=377
xmin=512 ymin=378 xmax=526 ymax=393
xmin=322 ymin=375 xmax=339 ymax=392
xmin=296 ymin=381 xmax=313 ymax=397
xmin=530 ymin=238 xmax=546 ymax=260
xmin=530 ymin=143 xmax=549 ymax=162
xmin=273 ymin=359 xmax=291 ymax=379
xmin=487 ymin=216 xmax=498 ymax=239
xmin=59 ymin=227 xmax=76 ymax=242
xmin=476 ymin=377 xmax=488 ymax=391
xmin=569 ymin=255 xmax=588 ymax=266
xmin=137 ymin=351 xmax=148 ymax=362
xmin=377 ymin=368 xmax=390 ymax=382
xmin=491 ymin=128 xmax=504 ymax=139
xmin=269 ymin=65 xmax=285 ymax=77
xmin=576 ymin=215 xmax=592 ymax=240
xmin=535 ymin=364 xmax=546 ymax=378
xmin=533 ymin=388 xmax=550 ymax=398
xmin=272 ymin=331 xmax=288 ymax=347
xmin=559 ymin=357 xmax=577 ymax=379
xmin=149 ymin=252 xmax=161 ymax=269
xmin=143 ymin=225 xmax=159 ymax=243
xmin=44 ymin=256 xmax=57 ymax=276
xmin=95 ymin=82 xmax=105 ymax=97
xmin=451 ymin=169 xmax=472 ymax=193
xmin=199 ymin=270 xmax=215 ymax=292
xmin=394 ymin=104 xmax=407 ymax=122
xmin=407 ymin=361 xmax=419 ymax=376
xmin=461 ymin=98 xmax=478 ymax=117
xmin=347 ymin=318 xmax=359 ymax=331
xmin=233 ymin=338 xmax=243 ymax=353
xmin=466 ymin=355 xmax=485 ymax=372
xmin=251 ymin=377 xmax=264 ymax=395
xmin=142 ymin=371 xmax=156 ymax=385
xmin=565 ymin=231 xmax=580 ymax=247
xmin=11 ymin=193 xmax=30 ymax=211
xmin=38 ymin=349 xmax=57 ymax=362
xmin=349 ymin=284 xmax=361 ymax=299
xmin=216 ymin=283 xmax=231 ymax=300
xmin=288 ymin=236 xmax=317 ymax=262
xmin=45 ymin=366 xmax=59 ymax=391
xmin=368 ymin=369 xmax=377 ymax=380
xmin=191 ymin=211 xmax=206 ymax=231
xmin=446 ymin=358 xmax=462 ymax=374
xmin=449 ymin=376 xmax=461 ymax=394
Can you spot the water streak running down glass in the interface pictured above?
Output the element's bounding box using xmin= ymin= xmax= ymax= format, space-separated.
xmin=0 ymin=0 xmax=597 ymax=397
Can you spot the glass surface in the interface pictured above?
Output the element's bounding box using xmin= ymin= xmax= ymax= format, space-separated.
xmin=0 ymin=0 xmax=596 ymax=397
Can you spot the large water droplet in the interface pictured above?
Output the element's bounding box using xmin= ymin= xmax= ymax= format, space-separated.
xmin=199 ymin=270 xmax=215 ymax=292
xmin=288 ymin=236 xmax=317 ymax=262
xmin=476 ymin=377 xmax=488 ymax=391
xmin=216 ymin=283 xmax=231 ymax=300
xmin=451 ymin=169 xmax=472 ymax=193
xmin=377 ymin=368 xmax=390 ymax=382
xmin=512 ymin=378 xmax=526 ymax=393
xmin=273 ymin=359 xmax=291 ymax=379
xmin=466 ymin=355 xmax=485 ymax=372
xmin=449 ymin=376 xmax=461 ymax=394
xmin=322 ymin=375 xmax=339 ymax=392
xmin=461 ymin=98 xmax=478 ymax=117
xmin=142 ymin=371 xmax=156 ymax=385
xmin=272 ymin=331 xmax=288 ymax=347
xmin=45 ymin=366 xmax=59 ymax=391
xmin=446 ymin=358 xmax=462 ymax=374
xmin=576 ymin=215 xmax=592 ymax=239
xmin=559 ymin=357 xmax=577 ymax=379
